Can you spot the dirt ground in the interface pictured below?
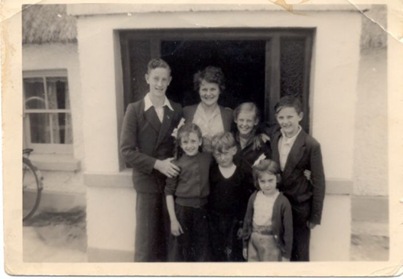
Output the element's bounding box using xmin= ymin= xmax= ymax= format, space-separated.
xmin=23 ymin=210 xmax=87 ymax=262
xmin=23 ymin=210 xmax=389 ymax=263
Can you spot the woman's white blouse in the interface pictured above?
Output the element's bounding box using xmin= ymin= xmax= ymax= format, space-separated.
xmin=193 ymin=103 xmax=225 ymax=139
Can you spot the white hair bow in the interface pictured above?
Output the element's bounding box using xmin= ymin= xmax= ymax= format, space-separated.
xmin=171 ymin=118 xmax=186 ymax=138
xmin=252 ymin=153 xmax=266 ymax=167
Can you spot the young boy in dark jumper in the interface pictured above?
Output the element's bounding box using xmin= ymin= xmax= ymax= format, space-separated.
xmin=209 ymin=132 xmax=248 ymax=262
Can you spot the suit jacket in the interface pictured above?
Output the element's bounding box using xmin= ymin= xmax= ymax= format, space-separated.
xmin=183 ymin=104 xmax=233 ymax=133
xmin=242 ymin=191 xmax=293 ymax=259
xmin=120 ymin=99 xmax=183 ymax=193
xmin=271 ymin=128 xmax=325 ymax=225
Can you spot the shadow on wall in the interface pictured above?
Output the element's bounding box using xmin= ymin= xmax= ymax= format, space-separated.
xmin=354 ymin=4 xmax=388 ymax=196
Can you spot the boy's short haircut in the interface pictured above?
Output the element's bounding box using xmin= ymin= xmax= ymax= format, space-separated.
xmin=252 ymin=159 xmax=281 ymax=189
xmin=274 ymin=95 xmax=303 ymax=114
xmin=211 ymin=132 xmax=236 ymax=153
xmin=193 ymin=66 xmax=226 ymax=93
xmin=233 ymin=102 xmax=261 ymax=124
xmin=147 ymin=58 xmax=171 ymax=74
xmin=177 ymin=122 xmax=203 ymax=142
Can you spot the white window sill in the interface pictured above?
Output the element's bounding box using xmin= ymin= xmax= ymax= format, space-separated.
xmin=29 ymin=154 xmax=81 ymax=172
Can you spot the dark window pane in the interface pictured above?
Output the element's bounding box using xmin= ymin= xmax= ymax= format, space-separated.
xmin=129 ymin=40 xmax=151 ymax=103
xmin=50 ymin=113 xmax=73 ymax=144
xmin=280 ymin=37 xmax=305 ymax=97
xmin=24 ymin=78 xmax=46 ymax=109
xmin=47 ymin=77 xmax=69 ymax=109
xmin=29 ymin=113 xmax=50 ymax=143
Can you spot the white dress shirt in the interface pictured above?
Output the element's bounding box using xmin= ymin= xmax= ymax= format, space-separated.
xmin=278 ymin=126 xmax=302 ymax=171
xmin=144 ymin=93 xmax=174 ymax=122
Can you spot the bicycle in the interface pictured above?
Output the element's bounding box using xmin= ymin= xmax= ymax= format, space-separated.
xmin=23 ymin=148 xmax=44 ymax=221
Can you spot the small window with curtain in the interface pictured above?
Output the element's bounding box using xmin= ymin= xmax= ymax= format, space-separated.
xmin=23 ymin=70 xmax=73 ymax=154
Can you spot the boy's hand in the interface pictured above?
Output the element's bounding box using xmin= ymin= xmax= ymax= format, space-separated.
xmin=281 ymin=257 xmax=290 ymax=262
xmin=243 ymin=248 xmax=248 ymax=260
xmin=155 ymin=158 xmax=180 ymax=178
xmin=170 ymin=220 xmax=183 ymax=236
xmin=304 ymin=169 xmax=312 ymax=181
xmin=306 ymin=221 xmax=317 ymax=229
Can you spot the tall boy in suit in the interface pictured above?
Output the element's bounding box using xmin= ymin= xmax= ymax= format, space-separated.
xmin=271 ymin=95 xmax=325 ymax=261
xmin=120 ymin=58 xmax=183 ymax=262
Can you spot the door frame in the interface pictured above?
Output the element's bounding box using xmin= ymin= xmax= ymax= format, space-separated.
xmin=120 ymin=28 xmax=314 ymax=131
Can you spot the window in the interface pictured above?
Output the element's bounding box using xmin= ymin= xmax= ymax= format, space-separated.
xmin=23 ymin=70 xmax=73 ymax=153
xmin=120 ymin=28 xmax=313 ymax=132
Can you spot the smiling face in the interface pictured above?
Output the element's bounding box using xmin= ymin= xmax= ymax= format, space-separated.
xmin=199 ymin=80 xmax=220 ymax=107
xmin=235 ymin=110 xmax=258 ymax=137
xmin=145 ymin=67 xmax=172 ymax=98
xmin=257 ymin=172 xmax=277 ymax=196
xmin=180 ymin=132 xmax=202 ymax=156
xmin=276 ymin=106 xmax=303 ymax=138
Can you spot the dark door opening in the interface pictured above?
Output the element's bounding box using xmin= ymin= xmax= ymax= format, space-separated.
xmin=120 ymin=29 xmax=313 ymax=131
xmin=161 ymin=40 xmax=266 ymax=112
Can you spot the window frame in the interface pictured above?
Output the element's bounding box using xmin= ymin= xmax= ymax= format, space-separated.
xmin=23 ymin=69 xmax=73 ymax=154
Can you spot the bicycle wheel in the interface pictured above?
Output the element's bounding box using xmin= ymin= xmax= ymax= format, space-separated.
xmin=23 ymin=158 xmax=42 ymax=221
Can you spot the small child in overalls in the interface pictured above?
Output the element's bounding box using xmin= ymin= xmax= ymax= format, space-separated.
xmin=242 ymin=158 xmax=293 ymax=261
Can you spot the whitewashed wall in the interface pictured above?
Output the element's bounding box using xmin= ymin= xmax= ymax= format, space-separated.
xmin=71 ymin=7 xmax=361 ymax=261
xmin=22 ymin=44 xmax=86 ymax=204
xmin=22 ymin=43 xmax=84 ymax=163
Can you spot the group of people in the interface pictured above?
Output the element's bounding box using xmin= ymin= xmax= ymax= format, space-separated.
xmin=120 ymin=58 xmax=325 ymax=263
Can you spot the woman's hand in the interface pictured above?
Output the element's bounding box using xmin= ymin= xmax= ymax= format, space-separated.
xmin=154 ymin=158 xmax=180 ymax=178
xmin=170 ymin=220 xmax=183 ymax=236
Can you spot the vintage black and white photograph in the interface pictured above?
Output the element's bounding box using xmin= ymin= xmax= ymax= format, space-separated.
xmin=2 ymin=0 xmax=403 ymax=276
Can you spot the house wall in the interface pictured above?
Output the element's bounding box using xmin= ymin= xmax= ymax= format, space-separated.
xmin=22 ymin=43 xmax=84 ymax=162
xmin=22 ymin=43 xmax=86 ymax=205
xmin=71 ymin=7 xmax=361 ymax=262
xmin=354 ymin=47 xmax=388 ymax=196
xmin=353 ymin=5 xmax=388 ymax=196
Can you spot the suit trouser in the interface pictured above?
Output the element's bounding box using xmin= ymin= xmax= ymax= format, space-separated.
xmin=135 ymin=192 xmax=170 ymax=262
xmin=290 ymin=200 xmax=311 ymax=261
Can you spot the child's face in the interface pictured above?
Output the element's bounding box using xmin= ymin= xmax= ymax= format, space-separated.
xmin=276 ymin=106 xmax=303 ymax=138
xmin=199 ymin=80 xmax=220 ymax=107
xmin=145 ymin=67 xmax=172 ymax=98
xmin=235 ymin=111 xmax=258 ymax=137
xmin=257 ymin=172 xmax=277 ymax=196
xmin=213 ymin=146 xmax=237 ymax=168
xmin=180 ymin=132 xmax=202 ymax=156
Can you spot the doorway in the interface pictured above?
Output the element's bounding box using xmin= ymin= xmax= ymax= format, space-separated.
xmin=161 ymin=40 xmax=265 ymax=111
xmin=120 ymin=28 xmax=313 ymax=131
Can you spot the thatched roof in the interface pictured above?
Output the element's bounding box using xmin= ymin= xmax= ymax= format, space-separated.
xmin=22 ymin=4 xmax=77 ymax=44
